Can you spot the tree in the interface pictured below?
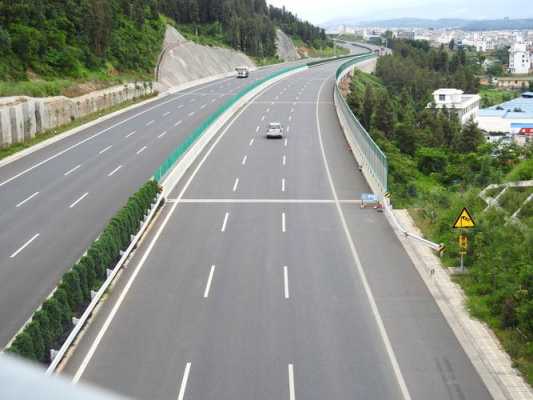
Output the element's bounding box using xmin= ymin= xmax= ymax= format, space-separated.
xmin=26 ymin=320 xmax=45 ymax=362
xmin=9 ymin=332 xmax=36 ymax=361
xmin=361 ymin=84 xmax=375 ymax=130
xmin=373 ymin=92 xmax=395 ymax=138
xmin=449 ymin=39 xmax=455 ymax=50
xmin=457 ymin=117 xmax=484 ymax=153
xmin=395 ymin=121 xmax=417 ymax=156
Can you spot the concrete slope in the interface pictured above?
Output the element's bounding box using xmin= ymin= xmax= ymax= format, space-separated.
xmin=0 ymin=62 xmax=304 ymax=348
xmin=157 ymin=26 xmax=255 ymax=92
xmin=63 ymin=60 xmax=492 ymax=400
xmin=276 ymin=29 xmax=300 ymax=62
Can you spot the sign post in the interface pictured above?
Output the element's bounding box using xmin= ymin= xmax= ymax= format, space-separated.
xmin=453 ymin=208 xmax=475 ymax=272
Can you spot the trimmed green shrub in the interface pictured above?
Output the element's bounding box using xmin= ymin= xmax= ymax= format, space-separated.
xmin=33 ymin=310 xmax=52 ymax=359
xmin=61 ymin=271 xmax=83 ymax=312
xmin=26 ymin=320 xmax=45 ymax=362
xmin=9 ymin=332 xmax=36 ymax=361
xmin=73 ymin=263 xmax=90 ymax=304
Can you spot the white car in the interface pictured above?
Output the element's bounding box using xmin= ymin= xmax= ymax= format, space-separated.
xmin=266 ymin=122 xmax=284 ymax=138
xmin=235 ymin=66 xmax=249 ymax=78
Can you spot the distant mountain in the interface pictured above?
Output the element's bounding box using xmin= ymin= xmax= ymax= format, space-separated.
xmin=324 ymin=18 xmax=533 ymax=31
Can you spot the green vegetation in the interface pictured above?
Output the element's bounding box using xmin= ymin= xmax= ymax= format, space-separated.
xmin=291 ymin=37 xmax=348 ymax=58
xmin=0 ymin=92 xmax=156 ymax=162
xmin=479 ymin=86 xmax=519 ymax=108
xmin=6 ymin=180 xmax=161 ymax=363
xmin=346 ymin=39 xmax=533 ymax=383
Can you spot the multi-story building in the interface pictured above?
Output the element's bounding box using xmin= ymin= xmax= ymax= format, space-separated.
xmin=508 ymin=42 xmax=531 ymax=75
xmin=427 ymin=89 xmax=481 ymax=125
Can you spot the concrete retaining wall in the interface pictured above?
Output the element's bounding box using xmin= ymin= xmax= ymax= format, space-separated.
xmin=0 ymin=83 xmax=153 ymax=147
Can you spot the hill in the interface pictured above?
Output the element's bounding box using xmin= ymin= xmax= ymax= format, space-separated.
xmin=0 ymin=0 xmax=330 ymax=89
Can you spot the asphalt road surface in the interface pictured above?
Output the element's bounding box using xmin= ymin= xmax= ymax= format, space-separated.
xmin=0 ymin=60 xmax=319 ymax=347
xmin=63 ymin=59 xmax=493 ymax=400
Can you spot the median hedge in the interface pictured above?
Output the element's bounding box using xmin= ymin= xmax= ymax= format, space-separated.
xmin=6 ymin=180 xmax=161 ymax=363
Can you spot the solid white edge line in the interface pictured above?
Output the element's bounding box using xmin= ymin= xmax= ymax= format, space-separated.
xmin=177 ymin=362 xmax=191 ymax=400
xmin=64 ymin=164 xmax=81 ymax=176
xmin=284 ymin=266 xmax=290 ymax=299
xmin=315 ymin=75 xmax=412 ymax=400
xmin=107 ymin=165 xmax=122 ymax=177
xmin=221 ymin=212 xmax=230 ymax=232
xmin=282 ymin=212 xmax=286 ymax=233
xmin=16 ymin=191 xmax=39 ymax=208
xmin=203 ymin=265 xmax=216 ymax=298
xmin=232 ymin=178 xmax=240 ymax=192
xmin=69 ymin=192 xmax=89 ymax=209
xmin=99 ymin=145 xmax=112 ymax=155
xmin=71 ymin=66 xmax=298 ymax=383
xmin=10 ymin=233 xmax=40 ymax=258
xmin=288 ymin=364 xmax=295 ymax=400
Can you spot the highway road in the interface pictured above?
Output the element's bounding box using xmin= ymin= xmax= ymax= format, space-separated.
xmin=0 ymin=60 xmax=317 ymax=347
xmin=63 ymin=59 xmax=493 ymax=399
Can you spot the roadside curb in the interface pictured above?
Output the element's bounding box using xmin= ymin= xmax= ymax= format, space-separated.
xmin=390 ymin=209 xmax=532 ymax=400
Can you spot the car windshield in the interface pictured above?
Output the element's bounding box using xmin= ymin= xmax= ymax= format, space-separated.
xmin=269 ymin=123 xmax=281 ymax=129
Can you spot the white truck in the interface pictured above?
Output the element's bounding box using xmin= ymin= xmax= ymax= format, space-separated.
xmin=235 ymin=66 xmax=249 ymax=78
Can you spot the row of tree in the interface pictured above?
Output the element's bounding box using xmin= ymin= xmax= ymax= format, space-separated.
xmin=7 ymin=180 xmax=161 ymax=363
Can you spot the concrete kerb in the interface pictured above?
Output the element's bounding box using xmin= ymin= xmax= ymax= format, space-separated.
xmin=391 ymin=210 xmax=533 ymax=400
xmin=160 ymin=66 xmax=308 ymax=197
xmin=0 ymin=73 xmax=238 ymax=170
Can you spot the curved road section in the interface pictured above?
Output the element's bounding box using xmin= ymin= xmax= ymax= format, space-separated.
xmin=0 ymin=62 xmax=310 ymax=347
xmin=62 ymin=60 xmax=492 ymax=399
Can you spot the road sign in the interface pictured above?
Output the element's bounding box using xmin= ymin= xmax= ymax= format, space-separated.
xmin=459 ymin=234 xmax=468 ymax=251
xmin=453 ymin=208 xmax=476 ymax=229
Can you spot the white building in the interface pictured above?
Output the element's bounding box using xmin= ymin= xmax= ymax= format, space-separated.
xmin=428 ymin=89 xmax=481 ymax=125
xmin=509 ymin=42 xmax=531 ymax=75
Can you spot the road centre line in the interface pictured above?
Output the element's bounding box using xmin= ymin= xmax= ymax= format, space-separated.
xmin=242 ymin=155 xmax=248 ymax=165
xmin=221 ymin=212 xmax=230 ymax=232
xmin=64 ymin=164 xmax=81 ymax=176
xmin=315 ymin=75 xmax=412 ymax=400
xmin=10 ymin=233 xmax=40 ymax=258
xmin=203 ymin=266 xmax=216 ymax=298
xmin=71 ymin=70 xmax=294 ymax=382
xmin=288 ymin=364 xmax=296 ymax=400
xmin=16 ymin=192 xmax=39 ymax=208
xmin=125 ymin=131 xmax=136 ymax=138
xmin=232 ymin=178 xmax=240 ymax=192
xmin=69 ymin=192 xmax=89 ymax=209
xmin=99 ymin=145 xmax=112 ymax=155
xmin=158 ymin=131 xmax=168 ymax=139
xmin=282 ymin=212 xmax=286 ymax=232
xmin=136 ymin=146 xmax=147 ymax=155
xmin=177 ymin=363 xmax=191 ymax=400
xmin=284 ymin=266 xmax=290 ymax=299
xmin=107 ymin=165 xmax=122 ymax=177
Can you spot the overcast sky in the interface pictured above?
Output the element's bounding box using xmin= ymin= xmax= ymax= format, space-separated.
xmin=267 ymin=0 xmax=533 ymax=25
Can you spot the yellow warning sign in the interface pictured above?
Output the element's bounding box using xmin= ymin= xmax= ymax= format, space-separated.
xmin=453 ymin=208 xmax=476 ymax=229
xmin=459 ymin=234 xmax=468 ymax=250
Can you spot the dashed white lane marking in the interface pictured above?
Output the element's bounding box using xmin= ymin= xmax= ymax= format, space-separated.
xmin=295 ymin=97 xmax=300 ymax=101
xmin=211 ymin=98 xmax=217 ymax=103
xmin=249 ymin=138 xmax=255 ymax=146
xmin=69 ymin=192 xmax=89 ymax=209
xmin=174 ymin=120 xmax=183 ymax=127
xmin=256 ymin=126 xmax=260 ymax=133
xmin=290 ymin=108 xmax=295 ymax=113
xmin=16 ymin=192 xmax=39 ymax=208
xmin=242 ymin=155 xmax=248 ymax=165
xmin=284 ymin=138 xmax=288 ymax=147
xmin=163 ymin=111 xmax=171 ymax=117
xmin=287 ymin=126 xmax=291 ymax=133
xmin=232 ymin=178 xmax=240 ymax=192
xmin=284 ymin=266 xmax=290 ymax=299
xmin=203 ymin=265 xmax=216 ymax=298
xmin=146 ymin=120 xmax=154 ymax=127
xmin=178 ymin=104 xmax=184 ymax=109
xmin=107 ymin=165 xmax=122 ymax=177
xmin=288 ymin=364 xmax=296 ymax=400
xmin=266 ymin=108 xmax=270 ymax=113
xmin=10 ymin=233 xmax=40 ymax=258
xmin=125 ymin=130 xmax=136 ymax=138
xmin=189 ymin=98 xmax=196 ymax=103
xmin=221 ymin=212 xmax=230 ymax=232
xmin=177 ymin=363 xmax=191 ymax=400
xmin=200 ymin=104 xmax=207 ymax=109
xmin=282 ymin=178 xmax=286 ymax=192
xmin=158 ymin=131 xmax=167 ymax=139
xmin=188 ymin=112 xmax=195 ymax=117
xmin=261 ymin=115 xmax=265 ymax=121
xmin=282 ymin=155 xmax=286 ymax=166
xmin=288 ymin=115 xmax=293 ymax=122
xmin=282 ymin=212 xmax=286 ymax=233
xmin=64 ymin=164 xmax=81 ymax=176
xmin=136 ymin=146 xmax=147 ymax=155
xmin=99 ymin=145 xmax=112 ymax=155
